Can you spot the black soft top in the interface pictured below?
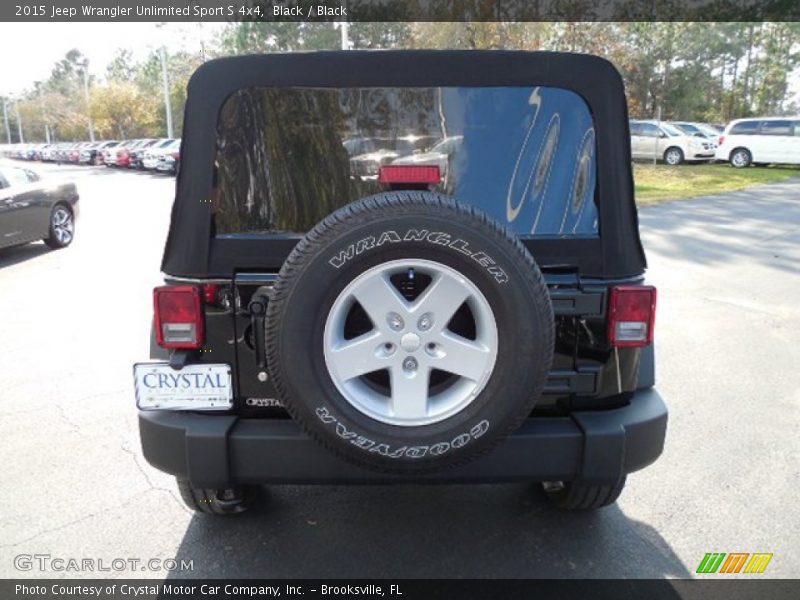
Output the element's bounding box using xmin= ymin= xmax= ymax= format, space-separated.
xmin=162 ymin=50 xmax=646 ymax=279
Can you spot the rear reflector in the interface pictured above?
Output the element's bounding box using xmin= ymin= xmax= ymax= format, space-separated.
xmin=201 ymin=283 xmax=219 ymax=305
xmin=379 ymin=165 xmax=441 ymax=184
xmin=608 ymin=285 xmax=656 ymax=347
xmin=718 ymin=135 xmax=725 ymax=146
xmin=154 ymin=286 xmax=204 ymax=349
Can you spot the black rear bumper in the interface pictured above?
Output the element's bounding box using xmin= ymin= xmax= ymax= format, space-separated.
xmin=138 ymin=389 xmax=667 ymax=488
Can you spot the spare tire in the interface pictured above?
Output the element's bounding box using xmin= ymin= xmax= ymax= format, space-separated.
xmin=265 ymin=192 xmax=553 ymax=473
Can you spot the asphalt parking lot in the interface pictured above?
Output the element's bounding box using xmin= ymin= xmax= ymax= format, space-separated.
xmin=0 ymin=163 xmax=798 ymax=579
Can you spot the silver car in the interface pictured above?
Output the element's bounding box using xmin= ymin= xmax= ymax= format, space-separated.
xmin=629 ymin=120 xmax=715 ymax=165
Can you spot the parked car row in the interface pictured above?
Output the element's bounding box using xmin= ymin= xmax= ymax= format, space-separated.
xmin=3 ymin=116 xmax=797 ymax=174
xmin=0 ymin=138 xmax=182 ymax=175
xmin=630 ymin=117 xmax=800 ymax=167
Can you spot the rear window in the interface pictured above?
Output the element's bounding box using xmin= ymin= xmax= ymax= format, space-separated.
xmin=0 ymin=167 xmax=36 ymax=186
xmin=697 ymin=124 xmax=721 ymax=137
xmin=729 ymin=121 xmax=759 ymax=135
xmin=214 ymin=86 xmax=598 ymax=238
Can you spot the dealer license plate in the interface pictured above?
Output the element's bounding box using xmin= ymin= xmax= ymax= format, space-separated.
xmin=133 ymin=363 xmax=233 ymax=411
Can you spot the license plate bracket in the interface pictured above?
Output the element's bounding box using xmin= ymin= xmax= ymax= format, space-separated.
xmin=133 ymin=363 xmax=233 ymax=411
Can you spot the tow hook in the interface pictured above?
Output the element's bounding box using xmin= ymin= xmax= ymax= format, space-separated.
xmin=248 ymin=293 xmax=270 ymax=369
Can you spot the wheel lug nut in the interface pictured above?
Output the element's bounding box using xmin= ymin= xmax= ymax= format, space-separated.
xmin=387 ymin=312 xmax=404 ymax=331
xmin=417 ymin=313 xmax=434 ymax=331
xmin=403 ymin=357 xmax=418 ymax=372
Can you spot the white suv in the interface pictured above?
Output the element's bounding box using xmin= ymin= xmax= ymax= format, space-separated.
xmin=629 ymin=120 xmax=716 ymax=165
xmin=715 ymin=117 xmax=800 ymax=168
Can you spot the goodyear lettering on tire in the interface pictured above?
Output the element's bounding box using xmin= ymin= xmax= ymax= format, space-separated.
xmin=315 ymin=407 xmax=490 ymax=459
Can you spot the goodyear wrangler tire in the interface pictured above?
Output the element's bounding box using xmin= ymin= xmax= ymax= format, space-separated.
xmin=265 ymin=192 xmax=554 ymax=473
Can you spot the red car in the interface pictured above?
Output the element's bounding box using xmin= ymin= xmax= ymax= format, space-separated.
xmin=68 ymin=142 xmax=88 ymax=163
xmin=114 ymin=140 xmax=148 ymax=167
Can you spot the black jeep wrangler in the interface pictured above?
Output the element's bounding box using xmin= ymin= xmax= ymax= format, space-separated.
xmin=135 ymin=51 xmax=667 ymax=514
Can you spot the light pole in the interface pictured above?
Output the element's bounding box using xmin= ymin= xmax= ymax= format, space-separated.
xmin=35 ymin=82 xmax=50 ymax=144
xmin=14 ymin=100 xmax=24 ymax=143
xmin=159 ymin=46 xmax=174 ymax=139
xmin=334 ymin=4 xmax=350 ymax=51
xmin=653 ymin=105 xmax=661 ymax=166
xmin=81 ymin=61 xmax=95 ymax=142
xmin=2 ymin=96 xmax=11 ymax=144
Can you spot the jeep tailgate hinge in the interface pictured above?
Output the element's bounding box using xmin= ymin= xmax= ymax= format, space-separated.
xmin=247 ymin=293 xmax=270 ymax=368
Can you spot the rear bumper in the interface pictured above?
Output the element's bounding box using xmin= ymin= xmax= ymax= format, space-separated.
xmin=139 ymin=389 xmax=667 ymax=488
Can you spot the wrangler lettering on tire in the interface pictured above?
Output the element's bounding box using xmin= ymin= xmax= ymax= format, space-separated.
xmin=328 ymin=229 xmax=509 ymax=283
xmin=265 ymin=192 xmax=554 ymax=473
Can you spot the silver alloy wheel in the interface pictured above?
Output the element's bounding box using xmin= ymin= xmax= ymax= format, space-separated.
xmin=665 ymin=149 xmax=682 ymax=165
xmin=731 ymin=150 xmax=749 ymax=168
xmin=52 ymin=207 xmax=74 ymax=245
xmin=323 ymin=259 xmax=498 ymax=427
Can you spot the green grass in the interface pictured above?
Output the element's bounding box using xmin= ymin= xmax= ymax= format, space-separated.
xmin=633 ymin=162 xmax=800 ymax=205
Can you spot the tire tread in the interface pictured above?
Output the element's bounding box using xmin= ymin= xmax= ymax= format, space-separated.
xmin=546 ymin=476 xmax=627 ymax=510
xmin=265 ymin=191 xmax=554 ymax=473
xmin=175 ymin=478 xmax=258 ymax=515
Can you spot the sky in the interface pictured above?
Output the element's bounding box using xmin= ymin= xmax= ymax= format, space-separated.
xmin=0 ymin=22 xmax=798 ymax=108
xmin=0 ymin=22 xmax=227 ymax=96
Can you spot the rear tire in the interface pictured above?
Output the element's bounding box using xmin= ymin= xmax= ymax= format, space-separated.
xmin=543 ymin=476 xmax=627 ymax=510
xmin=176 ymin=478 xmax=260 ymax=515
xmin=729 ymin=148 xmax=752 ymax=168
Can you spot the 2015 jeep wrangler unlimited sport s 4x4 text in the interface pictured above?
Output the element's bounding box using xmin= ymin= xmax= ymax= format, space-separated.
xmin=134 ymin=51 xmax=667 ymax=514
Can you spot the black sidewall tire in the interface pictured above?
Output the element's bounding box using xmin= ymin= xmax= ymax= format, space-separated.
xmin=664 ymin=147 xmax=684 ymax=165
xmin=266 ymin=193 xmax=554 ymax=473
xmin=730 ymin=149 xmax=752 ymax=168
xmin=176 ymin=478 xmax=260 ymax=515
xmin=44 ymin=203 xmax=73 ymax=249
xmin=545 ymin=476 xmax=627 ymax=510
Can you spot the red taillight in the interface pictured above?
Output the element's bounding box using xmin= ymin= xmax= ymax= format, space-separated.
xmin=608 ymin=286 xmax=656 ymax=347
xmin=171 ymin=151 xmax=180 ymax=160
xmin=379 ymin=165 xmax=441 ymax=184
xmin=154 ymin=286 xmax=204 ymax=349
xmin=718 ymin=135 xmax=725 ymax=146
